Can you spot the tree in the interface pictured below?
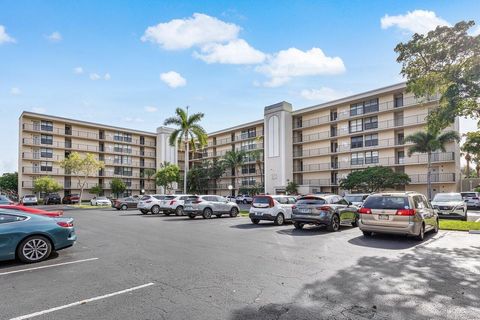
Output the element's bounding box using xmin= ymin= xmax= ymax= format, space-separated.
xmin=405 ymin=129 xmax=460 ymax=200
xmin=395 ymin=20 xmax=480 ymax=131
xmin=60 ymin=152 xmax=105 ymax=202
xmin=0 ymin=172 xmax=18 ymax=194
xmin=285 ymin=181 xmax=299 ymax=195
xmin=223 ymin=150 xmax=246 ymax=194
xmin=142 ymin=168 xmax=157 ymax=193
xmin=462 ymin=131 xmax=480 ymax=177
xmin=110 ymin=178 xmax=126 ymax=198
xmin=339 ymin=166 xmax=411 ymax=193
xmin=89 ymin=184 xmax=103 ymax=196
xmin=33 ymin=176 xmax=62 ymax=194
xmin=164 ymin=107 xmax=207 ymax=194
xmin=156 ymin=163 xmax=180 ymax=194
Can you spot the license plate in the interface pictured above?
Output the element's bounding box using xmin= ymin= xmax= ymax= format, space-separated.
xmin=254 ymin=212 xmax=262 ymax=216
xmin=185 ymin=206 xmax=192 ymax=210
xmin=378 ymin=214 xmax=389 ymax=220
xmin=299 ymin=208 xmax=311 ymax=214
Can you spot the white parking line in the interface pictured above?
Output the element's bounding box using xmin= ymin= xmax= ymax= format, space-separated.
xmin=0 ymin=258 xmax=99 ymax=276
xmin=9 ymin=282 xmax=155 ymax=320
xmin=476 ymin=217 xmax=480 ymax=222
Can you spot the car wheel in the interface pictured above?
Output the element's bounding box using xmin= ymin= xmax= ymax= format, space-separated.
xmin=151 ymin=205 xmax=160 ymax=215
xmin=327 ymin=214 xmax=340 ymax=232
xmin=294 ymin=222 xmax=304 ymax=229
xmin=203 ymin=208 xmax=212 ymax=219
xmin=175 ymin=206 xmax=184 ymax=216
xmin=251 ymin=219 xmax=260 ymax=224
xmin=463 ymin=210 xmax=468 ymax=221
xmin=17 ymin=236 xmax=52 ymax=263
xmin=352 ymin=216 xmax=359 ymax=227
xmin=230 ymin=207 xmax=239 ymax=218
xmin=416 ymin=224 xmax=425 ymax=241
xmin=274 ymin=213 xmax=285 ymax=226
xmin=433 ymin=219 xmax=439 ymax=233
xmin=243 ymin=199 xmax=247 ymax=204
xmin=121 ymin=204 xmax=128 ymax=211
xmin=362 ymin=231 xmax=373 ymax=237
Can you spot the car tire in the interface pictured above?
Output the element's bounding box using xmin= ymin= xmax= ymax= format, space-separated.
xmin=203 ymin=208 xmax=212 ymax=219
xmin=175 ymin=206 xmax=184 ymax=216
xmin=151 ymin=205 xmax=160 ymax=215
xmin=362 ymin=231 xmax=373 ymax=237
xmin=327 ymin=214 xmax=340 ymax=232
xmin=230 ymin=207 xmax=239 ymax=218
xmin=17 ymin=235 xmax=52 ymax=263
xmin=121 ymin=204 xmax=128 ymax=211
xmin=251 ymin=219 xmax=260 ymax=224
xmin=243 ymin=199 xmax=247 ymax=204
xmin=189 ymin=214 xmax=195 ymax=219
xmin=352 ymin=216 xmax=359 ymax=227
xmin=416 ymin=224 xmax=425 ymax=241
xmin=274 ymin=213 xmax=285 ymax=226
xmin=433 ymin=219 xmax=439 ymax=233
xmin=463 ymin=210 xmax=468 ymax=221
xmin=293 ymin=222 xmax=304 ymax=229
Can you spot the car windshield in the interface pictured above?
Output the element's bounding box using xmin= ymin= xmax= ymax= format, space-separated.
xmin=433 ymin=194 xmax=462 ymax=202
xmin=141 ymin=196 xmax=151 ymax=200
xmin=345 ymin=195 xmax=364 ymax=202
xmin=362 ymin=196 xmax=410 ymax=209
xmin=297 ymin=197 xmax=326 ymax=205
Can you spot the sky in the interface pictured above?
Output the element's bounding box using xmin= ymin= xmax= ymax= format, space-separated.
xmin=1 ymin=0 xmax=479 ymax=174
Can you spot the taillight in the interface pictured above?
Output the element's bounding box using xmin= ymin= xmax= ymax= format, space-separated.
xmin=193 ymin=200 xmax=202 ymax=204
xmin=358 ymin=207 xmax=372 ymax=214
xmin=473 ymin=197 xmax=479 ymax=200
xmin=292 ymin=205 xmax=297 ymax=210
xmin=396 ymin=209 xmax=416 ymax=216
xmin=170 ymin=200 xmax=176 ymax=205
xmin=57 ymin=221 xmax=73 ymax=228
xmin=269 ymin=197 xmax=274 ymax=208
xmin=57 ymin=210 xmax=64 ymax=216
xmin=316 ymin=206 xmax=331 ymax=211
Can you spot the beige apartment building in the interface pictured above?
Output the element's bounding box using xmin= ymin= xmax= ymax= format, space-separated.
xmin=18 ymin=82 xmax=461 ymax=199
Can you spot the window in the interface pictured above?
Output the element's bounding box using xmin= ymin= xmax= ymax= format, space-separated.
xmin=241 ymin=164 xmax=256 ymax=174
xmin=350 ymin=102 xmax=363 ymax=116
xmin=241 ymin=128 xmax=256 ymax=139
xmin=394 ymin=93 xmax=404 ymax=108
xmin=365 ymin=134 xmax=378 ymax=147
xmin=40 ymin=148 xmax=53 ymax=158
xmin=334 ymin=198 xmax=349 ymax=205
xmin=114 ymin=132 xmax=132 ymax=142
xmin=242 ymin=177 xmax=256 ymax=186
xmin=349 ymin=119 xmax=363 ymax=133
xmin=351 ymin=136 xmax=363 ymax=149
xmin=0 ymin=214 xmax=26 ymax=224
xmin=397 ymin=151 xmax=405 ymax=164
xmin=365 ymin=151 xmax=379 ymax=164
xmin=41 ymin=134 xmax=53 ymax=145
xmin=364 ymin=98 xmax=379 ymax=113
xmin=41 ymin=120 xmax=53 ymax=132
xmin=351 ymin=152 xmax=364 ymax=165
xmin=40 ymin=161 xmax=53 ymax=172
xmin=364 ymin=116 xmax=378 ymax=130
xmin=114 ymin=167 xmax=132 ymax=176
xmin=114 ymin=144 xmax=132 ymax=154
xmin=124 ymin=179 xmax=132 ymax=187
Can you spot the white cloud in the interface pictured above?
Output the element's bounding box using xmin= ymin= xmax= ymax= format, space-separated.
xmin=89 ymin=73 xmax=101 ymax=80
xmin=470 ymin=25 xmax=480 ymax=36
xmin=381 ymin=10 xmax=450 ymax=34
xmin=194 ymin=39 xmax=266 ymax=64
xmin=160 ymin=71 xmax=187 ymax=88
xmin=300 ymin=87 xmax=347 ymax=102
xmin=46 ymin=31 xmax=62 ymax=42
xmin=10 ymin=87 xmax=21 ymax=95
xmin=141 ymin=13 xmax=240 ymax=50
xmin=0 ymin=25 xmax=15 ymax=44
xmin=32 ymin=107 xmax=46 ymax=113
xmin=104 ymin=73 xmax=111 ymax=80
xmin=255 ymin=47 xmax=346 ymax=87
xmin=144 ymin=106 xmax=158 ymax=112
xmin=124 ymin=117 xmax=144 ymax=123
xmin=73 ymin=67 xmax=84 ymax=74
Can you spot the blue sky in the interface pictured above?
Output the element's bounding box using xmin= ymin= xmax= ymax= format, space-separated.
xmin=1 ymin=0 xmax=479 ymax=173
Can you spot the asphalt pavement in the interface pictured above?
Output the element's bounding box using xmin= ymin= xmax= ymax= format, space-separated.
xmin=1 ymin=208 xmax=480 ymax=320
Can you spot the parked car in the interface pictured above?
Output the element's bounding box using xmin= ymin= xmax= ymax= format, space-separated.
xmin=226 ymin=195 xmax=236 ymax=202
xmin=344 ymin=194 xmax=369 ymax=207
xmin=137 ymin=194 xmax=166 ymax=214
xmin=159 ymin=194 xmax=196 ymax=216
xmin=0 ymin=204 xmax=63 ymax=217
xmin=249 ymin=195 xmax=297 ymax=225
xmin=113 ymin=197 xmax=139 ymax=210
xmin=460 ymin=191 xmax=480 ymax=209
xmin=184 ymin=195 xmax=240 ymax=219
xmin=431 ymin=193 xmax=467 ymax=221
xmin=90 ymin=196 xmax=112 ymax=206
xmin=0 ymin=209 xmax=76 ymax=263
xmin=21 ymin=194 xmax=38 ymax=206
xmin=62 ymin=194 xmax=80 ymax=204
xmin=358 ymin=192 xmax=438 ymax=241
xmin=0 ymin=195 xmax=14 ymax=205
xmin=292 ymin=194 xmax=359 ymax=231
xmin=43 ymin=193 xmax=61 ymax=205
xmin=236 ymin=194 xmax=253 ymax=204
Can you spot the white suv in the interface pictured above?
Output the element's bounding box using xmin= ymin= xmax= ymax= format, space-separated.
xmin=249 ymin=195 xmax=297 ymax=225
xmin=137 ymin=195 xmax=165 ymax=214
xmin=236 ymin=194 xmax=253 ymax=204
xmin=159 ymin=194 xmax=196 ymax=216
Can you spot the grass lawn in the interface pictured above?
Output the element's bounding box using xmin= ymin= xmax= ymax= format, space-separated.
xmin=70 ymin=204 xmax=109 ymax=209
xmin=439 ymin=219 xmax=480 ymax=231
xmin=240 ymin=210 xmax=249 ymax=217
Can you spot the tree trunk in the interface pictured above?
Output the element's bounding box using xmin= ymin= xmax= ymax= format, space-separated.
xmin=427 ymin=152 xmax=432 ymax=201
xmin=465 ymin=155 xmax=471 ymax=177
xmin=184 ymin=133 xmax=189 ymax=194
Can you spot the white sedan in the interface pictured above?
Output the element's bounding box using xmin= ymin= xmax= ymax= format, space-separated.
xmin=90 ymin=196 xmax=112 ymax=206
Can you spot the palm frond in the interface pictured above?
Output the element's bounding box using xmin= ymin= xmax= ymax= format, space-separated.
xmin=187 ymin=112 xmax=205 ymax=126
xmin=168 ymin=129 xmax=182 ymax=147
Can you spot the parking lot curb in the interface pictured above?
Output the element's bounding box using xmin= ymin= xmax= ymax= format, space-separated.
xmin=468 ymin=230 xmax=480 ymax=234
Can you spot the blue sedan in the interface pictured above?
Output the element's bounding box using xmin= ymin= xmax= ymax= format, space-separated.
xmin=0 ymin=209 xmax=77 ymax=263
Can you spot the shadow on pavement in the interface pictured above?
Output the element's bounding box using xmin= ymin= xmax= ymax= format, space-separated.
xmin=347 ymin=232 xmax=438 ymax=250
xmin=230 ymin=246 xmax=480 ymax=319
xmin=276 ymin=225 xmax=353 ymax=236
xmin=230 ymin=223 xmax=284 ymax=229
xmin=0 ymin=252 xmax=60 ymax=270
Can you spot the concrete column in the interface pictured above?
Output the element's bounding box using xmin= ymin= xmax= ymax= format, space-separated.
xmin=263 ymin=102 xmax=293 ymax=194
xmin=156 ymin=126 xmax=178 ymax=194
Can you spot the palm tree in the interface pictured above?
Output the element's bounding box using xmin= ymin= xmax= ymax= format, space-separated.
xmin=223 ymin=149 xmax=246 ymax=195
xmin=463 ymin=152 xmax=472 ymax=177
xmin=164 ymin=107 xmax=207 ymax=193
xmin=405 ymin=129 xmax=460 ymax=200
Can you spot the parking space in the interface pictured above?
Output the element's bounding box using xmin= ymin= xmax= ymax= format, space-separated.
xmin=1 ymin=208 xmax=480 ymax=320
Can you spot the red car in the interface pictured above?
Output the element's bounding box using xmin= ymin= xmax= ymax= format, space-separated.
xmin=0 ymin=205 xmax=63 ymax=217
xmin=62 ymin=194 xmax=80 ymax=204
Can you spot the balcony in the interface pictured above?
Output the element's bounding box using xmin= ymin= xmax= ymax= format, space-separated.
xmin=409 ymin=173 xmax=456 ymax=184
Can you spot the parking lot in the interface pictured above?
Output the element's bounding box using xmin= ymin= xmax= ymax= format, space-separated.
xmin=1 ymin=208 xmax=480 ymax=320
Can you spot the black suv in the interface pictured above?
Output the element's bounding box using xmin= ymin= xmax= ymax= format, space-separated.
xmin=44 ymin=193 xmax=62 ymax=205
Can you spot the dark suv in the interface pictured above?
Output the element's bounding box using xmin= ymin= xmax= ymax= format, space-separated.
xmin=44 ymin=193 xmax=61 ymax=205
xmin=292 ymin=194 xmax=359 ymax=232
